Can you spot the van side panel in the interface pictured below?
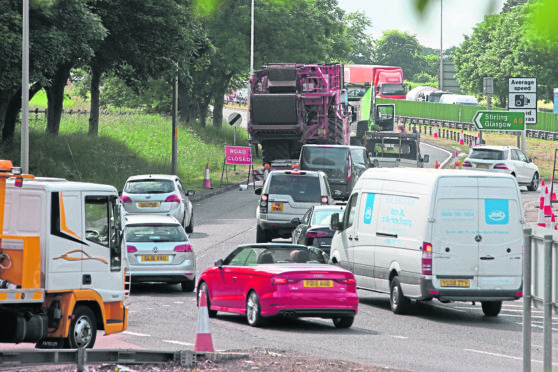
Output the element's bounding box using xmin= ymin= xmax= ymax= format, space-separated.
xmin=351 ymin=193 xmax=378 ymax=289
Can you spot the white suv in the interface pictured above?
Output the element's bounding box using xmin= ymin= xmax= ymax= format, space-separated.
xmin=462 ymin=145 xmax=539 ymax=191
xmin=255 ymin=169 xmax=333 ymax=243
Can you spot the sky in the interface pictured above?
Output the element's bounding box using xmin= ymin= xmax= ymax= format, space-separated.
xmin=337 ymin=0 xmax=506 ymax=49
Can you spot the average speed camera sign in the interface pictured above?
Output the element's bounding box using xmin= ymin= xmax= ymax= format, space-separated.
xmin=508 ymin=77 xmax=537 ymax=124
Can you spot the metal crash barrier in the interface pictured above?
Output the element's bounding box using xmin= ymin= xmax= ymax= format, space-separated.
xmin=523 ymin=227 xmax=558 ymax=372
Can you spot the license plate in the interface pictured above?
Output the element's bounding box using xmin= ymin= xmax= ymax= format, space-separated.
xmin=440 ymin=279 xmax=470 ymax=287
xmin=142 ymin=255 xmax=169 ymax=262
xmin=476 ymin=164 xmax=489 ymax=169
xmin=303 ymin=280 xmax=333 ymax=288
xmin=138 ymin=202 xmax=159 ymax=208
xmin=271 ymin=202 xmax=283 ymax=212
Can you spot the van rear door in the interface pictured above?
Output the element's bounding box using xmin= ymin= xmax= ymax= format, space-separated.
xmin=431 ymin=176 xmax=522 ymax=290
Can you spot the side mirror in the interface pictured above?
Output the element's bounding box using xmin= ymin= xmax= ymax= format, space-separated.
xmin=528 ymin=158 xmax=533 ymax=163
xmin=255 ymin=187 xmax=262 ymax=195
xmin=330 ymin=213 xmax=343 ymax=231
xmin=333 ymin=190 xmax=343 ymax=199
xmin=186 ymin=189 xmax=196 ymax=196
xmin=215 ymin=259 xmax=224 ymax=269
xmin=291 ymin=217 xmax=301 ymax=224
xmin=423 ymin=154 xmax=429 ymax=163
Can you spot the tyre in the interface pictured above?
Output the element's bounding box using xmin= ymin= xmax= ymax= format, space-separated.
xmin=256 ymin=225 xmax=270 ymax=243
xmin=66 ymin=305 xmax=97 ymax=348
xmin=332 ymin=316 xmax=354 ymax=328
xmin=198 ymin=282 xmax=217 ymax=317
xmin=389 ymin=276 xmax=410 ymax=314
xmin=181 ymin=278 xmax=196 ymax=292
xmin=527 ymin=172 xmax=539 ymax=192
xmin=481 ymin=301 xmax=502 ymax=317
xmin=327 ymin=117 xmax=337 ymax=144
xmin=246 ymin=291 xmax=267 ymax=327
xmin=185 ymin=211 xmax=194 ymax=234
xmin=336 ymin=118 xmax=344 ymax=144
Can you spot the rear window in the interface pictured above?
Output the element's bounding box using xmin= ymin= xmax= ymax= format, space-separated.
xmin=299 ymin=147 xmax=348 ymax=180
xmin=126 ymin=224 xmax=187 ymax=242
xmin=367 ymin=139 xmax=417 ymax=160
xmin=469 ymin=149 xmax=506 ymax=160
xmin=124 ymin=180 xmax=174 ymax=194
xmin=268 ymin=174 xmax=322 ymax=202
xmin=311 ymin=209 xmax=343 ymax=226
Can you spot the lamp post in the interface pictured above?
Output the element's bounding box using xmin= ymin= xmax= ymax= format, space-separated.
xmin=250 ymin=0 xmax=254 ymax=77
xmin=439 ymin=0 xmax=443 ymax=91
xmin=21 ymin=0 xmax=29 ymax=173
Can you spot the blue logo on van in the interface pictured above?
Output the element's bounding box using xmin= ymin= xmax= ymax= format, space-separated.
xmin=485 ymin=199 xmax=508 ymax=225
xmin=363 ymin=193 xmax=375 ymax=224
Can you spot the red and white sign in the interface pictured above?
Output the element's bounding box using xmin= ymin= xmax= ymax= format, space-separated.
xmin=225 ymin=146 xmax=252 ymax=165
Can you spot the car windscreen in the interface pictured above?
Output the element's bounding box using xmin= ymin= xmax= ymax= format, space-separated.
xmin=381 ymin=84 xmax=406 ymax=95
xmin=126 ymin=224 xmax=187 ymax=242
xmin=268 ymin=174 xmax=322 ymax=202
xmin=469 ymin=149 xmax=506 ymax=160
xmin=299 ymin=147 xmax=347 ymax=181
xmin=124 ymin=180 xmax=174 ymax=194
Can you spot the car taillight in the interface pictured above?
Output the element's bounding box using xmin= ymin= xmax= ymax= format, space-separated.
xmin=271 ymin=277 xmax=288 ymax=285
xmin=462 ymin=161 xmax=472 ymax=168
xmin=174 ymin=244 xmax=193 ymax=252
xmin=121 ymin=195 xmax=132 ymax=203
xmin=321 ymin=196 xmax=329 ymax=204
xmin=260 ymin=194 xmax=269 ymax=213
xmin=165 ymin=194 xmax=181 ymax=203
xmin=307 ymin=231 xmax=329 ymax=238
xmin=493 ymin=163 xmax=508 ymax=170
xmin=127 ymin=245 xmax=137 ymax=252
xmin=422 ymin=242 xmax=432 ymax=275
xmin=335 ymin=278 xmax=356 ymax=285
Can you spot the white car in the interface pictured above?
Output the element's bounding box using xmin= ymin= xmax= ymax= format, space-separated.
xmin=462 ymin=145 xmax=539 ymax=191
xmin=124 ymin=214 xmax=196 ymax=292
xmin=121 ymin=174 xmax=195 ymax=233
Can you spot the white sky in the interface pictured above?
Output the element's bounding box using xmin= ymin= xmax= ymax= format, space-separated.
xmin=337 ymin=0 xmax=506 ymax=49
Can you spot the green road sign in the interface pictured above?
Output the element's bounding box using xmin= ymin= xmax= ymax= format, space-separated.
xmin=473 ymin=111 xmax=525 ymax=131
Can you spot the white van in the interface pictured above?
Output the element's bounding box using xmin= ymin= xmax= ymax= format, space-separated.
xmin=329 ymin=168 xmax=524 ymax=316
xmin=438 ymin=94 xmax=479 ymax=105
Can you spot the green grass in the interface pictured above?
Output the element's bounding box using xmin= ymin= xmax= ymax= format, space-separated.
xmin=0 ymin=113 xmax=253 ymax=192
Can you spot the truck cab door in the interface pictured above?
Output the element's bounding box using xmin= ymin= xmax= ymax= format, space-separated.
xmin=374 ymin=104 xmax=395 ymax=131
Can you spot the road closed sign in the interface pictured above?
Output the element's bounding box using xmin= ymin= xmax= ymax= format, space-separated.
xmin=225 ymin=146 xmax=252 ymax=165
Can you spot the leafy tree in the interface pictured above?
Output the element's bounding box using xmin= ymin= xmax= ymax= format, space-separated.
xmin=373 ymin=30 xmax=424 ymax=80
xmin=343 ymin=11 xmax=374 ymax=64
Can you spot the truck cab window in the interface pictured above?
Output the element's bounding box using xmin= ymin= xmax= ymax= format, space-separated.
xmin=85 ymin=196 xmax=122 ymax=270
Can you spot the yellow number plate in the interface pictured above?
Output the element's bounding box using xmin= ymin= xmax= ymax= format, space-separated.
xmin=271 ymin=202 xmax=283 ymax=212
xmin=138 ymin=202 xmax=160 ymax=208
xmin=440 ymin=279 xmax=470 ymax=287
xmin=142 ymin=255 xmax=169 ymax=262
xmin=476 ymin=164 xmax=489 ymax=169
xmin=303 ymin=280 xmax=333 ymax=288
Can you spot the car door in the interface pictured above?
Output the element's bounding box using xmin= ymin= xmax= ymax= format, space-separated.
xmin=514 ymin=149 xmax=533 ymax=183
xmin=211 ymin=248 xmax=253 ymax=308
xmin=176 ymin=178 xmax=191 ymax=225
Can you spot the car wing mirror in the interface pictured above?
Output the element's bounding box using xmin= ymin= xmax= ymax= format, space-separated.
xmin=528 ymin=158 xmax=533 ymax=163
xmin=215 ymin=259 xmax=224 ymax=269
xmin=333 ymin=190 xmax=342 ymax=198
xmin=187 ymin=189 xmax=196 ymax=196
xmin=330 ymin=213 xmax=342 ymax=231
xmin=255 ymin=187 xmax=262 ymax=195
xmin=423 ymin=154 xmax=429 ymax=163
xmin=291 ymin=217 xmax=301 ymax=224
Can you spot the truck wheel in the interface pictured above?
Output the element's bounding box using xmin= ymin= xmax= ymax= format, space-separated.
xmin=481 ymin=301 xmax=502 ymax=317
xmin=66 ymin=305 xmax=97 ymax=349
xmin=390 ymin=276 xmax=410 ymax=315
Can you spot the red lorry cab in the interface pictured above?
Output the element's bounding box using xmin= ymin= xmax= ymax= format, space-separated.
xmin=344 ymin=65 xmax=407 ymax=100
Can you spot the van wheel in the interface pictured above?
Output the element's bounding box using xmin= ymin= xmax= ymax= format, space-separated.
xmin=527 ymin=172 xmax=539 ymax=192
xmin=481 ymin=301 xmax=502 ymax=317
xmin=390 ymin=277 xmax=410 ymax=314
xmin=256 ymin=226 xmax=269 ymax=243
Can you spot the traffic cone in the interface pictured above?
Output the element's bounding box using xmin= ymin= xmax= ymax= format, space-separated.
xmin=537 ymin=200 xmax=546 ymax=228
xmin=433 ymin=124 xmax=438 ymax=139
xmin=195 ymin=290 xmax=215 ymax=353
xmin=551 ymin=213 xmax=557 ymax=230
xmin=434 ymin=161 xmax=440 ymax=169
xmin=202 ymin=163 xmax=211 ymax=188
xmin=544 ymin=186 xmax=552 ymax=217
xmin=459 ymin=130 xmax=464 ymax=145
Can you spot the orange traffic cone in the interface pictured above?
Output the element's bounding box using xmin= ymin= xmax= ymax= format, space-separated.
xmin=459 ymin=129 xmax=464 ymax=145
xmin=433 ymin=124 xmax=438 ymax=139
xmin=434 ymin=161 xmax=440 ymax=169
xmin=544 ymin=186 xmax=552 ymax=217
xmin=551 ymin=213 xmax=557 ymax=230
xmin=202 ymin=163 xmax=211 ymax=189
xmin=195 ymin=290 xmax=215 ymax=353
xmin=537 ymin=199 xmax=546 ymax=228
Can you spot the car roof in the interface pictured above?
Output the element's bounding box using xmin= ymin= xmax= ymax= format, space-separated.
xmin=471 ymin=145 xmax=517 ymax=151
xmin=311 ymin=205 xmax=345 ymax=211
xmin=125 ymin=174 xmax=178 ymax=181
xmin=238 ymin=243 xmax=309 ymax=250
xmin=302 ymin=144 xmax=366 ymax=150
xmin=124 ymin=214 xmax=181 ymax=225
xmin=268 ymin=169 xmax=324 ymax=177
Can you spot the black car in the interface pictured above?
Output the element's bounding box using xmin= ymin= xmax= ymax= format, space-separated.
xmin=291 ymin=205 xmax=346 ymax=255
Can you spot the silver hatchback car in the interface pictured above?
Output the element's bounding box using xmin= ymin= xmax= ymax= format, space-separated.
xmin=121 ymin=174 xmax=195 ymax=233
xmin=125 ymin=214 xmax=196 ymax=292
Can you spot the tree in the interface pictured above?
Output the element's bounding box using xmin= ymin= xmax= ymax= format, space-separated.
xmin=373 ymin=30 xmax=424 ymax=80
xmin=343 ymin=11 xmax=374 ymax=64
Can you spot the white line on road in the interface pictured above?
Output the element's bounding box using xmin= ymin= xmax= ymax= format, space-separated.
xmin=464 ymin=349 xmax=538 ymax=363
xmin=124 ymin=331 xmax=151 ymax=337
xmin=392 ymin=335 xmax=408 ymax=339
xmin=163 ymin=340 xmax=194 ymax=346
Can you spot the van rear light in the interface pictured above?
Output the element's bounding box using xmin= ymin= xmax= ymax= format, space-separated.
xmin=321 ymin=196 xmax=329 ymax=204
xmin=121 ymin=195 xmax=132 ymax=203
xmin=271 ymin=277 xmax=288 ymax=285
xmin=127 ymin=245 xmax=137 ymax=252
xmin=516 ymin=291 xmax=523 ymax=297
xmin=307 ymin=231 xmax=329 ymax=238
xmin=174 ymin=244 xmax=193 ymax=252
xmin=260 ymin=194 xmax=269 ymax=213
xmin=493 ymin=163 xmax=508 ymax=170
xmin=422 ymin=242 xmax=433 ymax=275
xmin=165 ymin=194 xmax=181 ymax=203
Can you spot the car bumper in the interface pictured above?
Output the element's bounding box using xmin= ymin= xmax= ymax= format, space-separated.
xmin=129 ymin=260 xmax=195 ymax=283
xmin=420 ymin=279 xmax=522 ymax=301
xmin=259 ymin=291 xmax=359 ymax=318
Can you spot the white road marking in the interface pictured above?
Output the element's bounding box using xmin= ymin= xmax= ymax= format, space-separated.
xmin=163 ymin=340 xmax=194 ymax=346
xmin=465 ymin=349 xmax=532 ymax=363
xmin=174 ymin=301 xmax=185 ymax=304
xmin=123 ymin=331 xmax=150 ymax=337
xmin=392 ymin=335 xmax=408 ymax=339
